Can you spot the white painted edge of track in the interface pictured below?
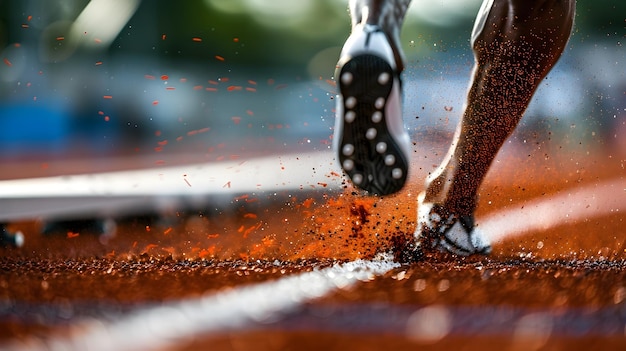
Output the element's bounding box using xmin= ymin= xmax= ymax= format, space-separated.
xmin=0 ymin=151 xmax=343 ymax=221
xmin=4 ymin=258 xmax=400 ymax=351
xmin=480 ymin=178 xmax=626 ymax=242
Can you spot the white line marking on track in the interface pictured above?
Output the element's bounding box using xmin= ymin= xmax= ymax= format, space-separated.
xmin=480 ymin=178 xmax=625 ymax=242
xmin=5 ymin=258 xmax=399 ymax=351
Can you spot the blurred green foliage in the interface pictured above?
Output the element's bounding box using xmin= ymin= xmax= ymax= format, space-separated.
xmin=1 ymin=0 xmax=623 ymax=68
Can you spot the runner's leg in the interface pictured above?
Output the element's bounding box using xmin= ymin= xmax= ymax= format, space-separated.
xmin=416 ymin=0 xmax=576 ymax=255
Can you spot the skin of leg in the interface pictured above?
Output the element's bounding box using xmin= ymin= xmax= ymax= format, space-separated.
xmin=423 ymin=0 xmax=576 ymax=217
xmin=348 ymin=0 xmax=412 ymax=72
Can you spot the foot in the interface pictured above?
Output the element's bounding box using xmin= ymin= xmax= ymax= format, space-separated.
xmin=334 ymin=24 xmax=410 ymax=196
xmin=415 ymin=193 xmax=492 ymax=256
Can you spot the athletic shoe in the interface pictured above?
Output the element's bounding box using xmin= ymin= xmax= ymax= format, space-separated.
xmin=415 ymin=192 xmax=492 ymax=256
xmin=334 ymin=24 xmax=411 ymax=195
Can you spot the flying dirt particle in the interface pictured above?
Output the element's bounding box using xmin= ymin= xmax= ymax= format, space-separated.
xmin=143 ymin=244 xmax=158 ymax=252
xmin=192 ymin=37 xmax=202 ymax=42
xmin=215 ymin=55 xmax=225 ymax=61
xmin=67 ymin=232 xmax=79 ymax=239
xmin=103 ymin=95 xmax=112 ymax=99
xmin=275 ymin=84 xmax=288 ymax=90
xmin=160 ymin=75 xmax=169 ymax=81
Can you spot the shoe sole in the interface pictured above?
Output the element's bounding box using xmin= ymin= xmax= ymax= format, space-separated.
xmin=336 ymin=54 xmax=408 ymax=195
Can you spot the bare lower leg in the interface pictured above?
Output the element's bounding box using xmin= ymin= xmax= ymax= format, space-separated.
xmin=423 ymin=0 xmax=576 ymax=216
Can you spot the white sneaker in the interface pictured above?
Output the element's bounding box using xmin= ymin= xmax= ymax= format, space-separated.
xmin=334 ymin=24 xmax=411 ymax=195
xmin=415 ymin=192 xmax=492 ymax=256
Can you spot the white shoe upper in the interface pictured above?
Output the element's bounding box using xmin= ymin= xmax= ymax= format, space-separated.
xmin=416 ymin=192 xmax=492 ymax=256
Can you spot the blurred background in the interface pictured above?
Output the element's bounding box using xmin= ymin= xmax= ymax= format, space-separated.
xmin=0 ymin=0 xmax=624 ymax=175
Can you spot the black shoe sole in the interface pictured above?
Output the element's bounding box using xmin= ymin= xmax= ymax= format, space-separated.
xmin=337 ymin=54 xmax=408 ymax=195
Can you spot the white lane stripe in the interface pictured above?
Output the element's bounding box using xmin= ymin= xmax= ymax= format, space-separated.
xmin=480 ymin=178 xmax=625 ymax=242
xmin=7 ymin=258 xmax=399 ymax=351
xmin=0 ymin=151 xmax=343 ymax=221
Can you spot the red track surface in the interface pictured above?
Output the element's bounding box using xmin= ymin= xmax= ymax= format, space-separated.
xmin=0 ymin=145 xmax=624 ymax=350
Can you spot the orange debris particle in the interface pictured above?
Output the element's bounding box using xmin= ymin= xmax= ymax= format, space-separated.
xmin=143 ymin=244 xmax=158 ymax=252
xmin=145 ymin=225 xmax=151 ymax=232
xmin=207 ymin=234 xmax=219 ymax=239
xmin=144 ymin=74 xmax=155 ymax=80
xmin=227 ymin=85 xmax=242 ymax=91
xmin=166 ymin=87 xmax=176 ymax=90
xmin=192 ymin=37 xmax=202 ymax=42
xmin=199 ymin=246 xmax=216 ymax=259
xmin=3 ymin=58 xmax=11 ymax=67
xmin=243 ymin=213 xmax=257 ymax=219
xmin=160 ymin=75 xmax=169 ymax=80
xmin=233 ymin=37 xmax=239 ymax=42
xmin=301 ymin=198 xmax=314 ymax=209
xmin=95 ymin=61 xmax=103 ymax=66
xmin=162 ymin=34 xmax=166 ymax=40
xmin=193 ymin=85 xmax=203 ymax=90
xmin=245 ymin=87 xmax=257 ymax=92
xmin=103 ymin=95 xmax=113 ymax=99
xmin=205 ymin=87 xmax=217 ymax=92
xmin=152 ymin=100 xmax=159 ymax=105
xmin=231 ymin=116 xmax=241 ymax=125
xmin=56 ymin=36 xmax=65 ymax=41
xmin=21 ymin=24 xmax=29 ymax=28
xmin=104 ymin=116 xmax=110 ymax=122
xmin=247 ymin=80 xmax=257 ymax=85
xmin=246 ymin=110 xmax=254 ymax=116
xmin=163 ymin=227 xmax=173 ymax=235
xmin=215 ymin=55 xmax=225 ymax=61
xmin=27 ymin=15 xmax=32 ymax=21
xmin=67 ymin=232 xmax=79 ymax=239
